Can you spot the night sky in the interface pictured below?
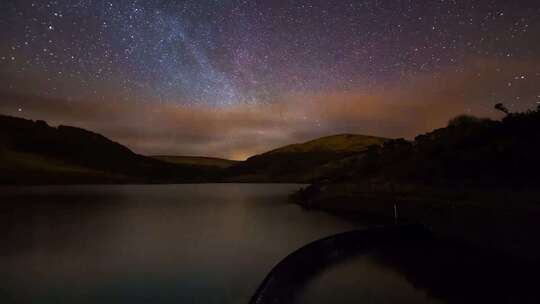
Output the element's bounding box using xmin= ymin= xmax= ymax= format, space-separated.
xmin=1 ymin=1 xmax=539 ymax=159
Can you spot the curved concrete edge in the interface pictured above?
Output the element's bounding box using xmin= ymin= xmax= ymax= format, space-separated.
xmin=249 ymin=224 xmax=430 ymax=304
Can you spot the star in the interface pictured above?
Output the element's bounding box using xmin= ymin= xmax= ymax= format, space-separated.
xmin=0 ymin=0 xmax=539 ymax=156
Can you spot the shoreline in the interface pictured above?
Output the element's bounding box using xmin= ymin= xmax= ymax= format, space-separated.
xmin=291 ymin=183 xmax=540 ymax=263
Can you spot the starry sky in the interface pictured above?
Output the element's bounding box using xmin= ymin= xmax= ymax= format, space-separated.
xmin=1 ymin=0 xmax=539 ymax=159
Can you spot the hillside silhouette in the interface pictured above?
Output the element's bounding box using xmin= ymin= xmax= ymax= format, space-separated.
xmin=225 ymin=134 xmax=387 ymax=182
xmin=153 ymin=155 xmax=239 ymax=169
xmin=5 ymin=104 xmax=540 ymax=187
xmin=288 ymin=105 xmax=540 ymax=262
xmin=0 ymin=114 xmax=220 ymax=184
xmin=314 ymin=104 xmax=540 ymax=186
xmin=294 ymin=104 xmax=540 ymax=204
xmin=0 ymin=114 xmax=388 ymax=184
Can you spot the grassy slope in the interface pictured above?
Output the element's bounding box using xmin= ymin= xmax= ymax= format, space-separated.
xmin=0 ymin=149 xmax=129 ymax=184
xmin=226 ymin=134 xmax=388 ymax=182
xmin=291 ymin=109 xmax=540 ymax=262
xmin=267 ymin=134 xmax=387 ymax=154
xmin=152 ymin=155 xmax=239 ymax=169
xmin=0 ymin=114 xmax=389 ymax=184
xmin=0 ymin=114 xmax=221 ymax=184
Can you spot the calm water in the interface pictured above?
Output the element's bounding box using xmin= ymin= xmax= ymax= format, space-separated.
xmin=0 ymin=184 xmax=362 ymax=304
xmin=1 ymin=184 xmax=530 ymax=304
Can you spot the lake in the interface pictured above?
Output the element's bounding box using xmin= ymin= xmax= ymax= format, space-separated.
xmin=0 ymin=184 xmax=535 ymax=304
xmin=0 ymin=184 xmax=358 ymax=303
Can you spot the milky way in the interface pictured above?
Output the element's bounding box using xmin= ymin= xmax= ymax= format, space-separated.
xmin=1 ymin=1 xmax=540 ymax=158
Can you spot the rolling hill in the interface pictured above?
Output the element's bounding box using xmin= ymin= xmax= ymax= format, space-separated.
xmin=0 ymin=114 xmax=389 ymax=184
xmin=152 ymin=155 xmax=239 ymax=169
xmin=225 ymin=134 xmax=388 ymax=182
xmin=266 ymin=134 xmax=386 ymax=154
xmin=0 ymin=114 xmax=220 ymax=184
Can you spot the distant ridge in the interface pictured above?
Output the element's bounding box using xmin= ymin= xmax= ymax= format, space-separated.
xmin=152 ymin=155 xmax=239 ymax=169
xmin=0 ymin=113 xmax=390 ymax=184
xmin=0 ymin=114 xmax=220 ymax=184
xmin=265 ymin=134 xmax=387 ymax=154
xmin=226 ymin=134 xmax=388 ymax=182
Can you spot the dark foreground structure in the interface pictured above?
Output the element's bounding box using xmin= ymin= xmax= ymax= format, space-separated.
xmin=250 ymin=224 xmax=539 ymax=304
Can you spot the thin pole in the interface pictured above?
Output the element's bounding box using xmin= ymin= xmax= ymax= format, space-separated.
xmin=394 ymin=203 xmax=398 ymax=224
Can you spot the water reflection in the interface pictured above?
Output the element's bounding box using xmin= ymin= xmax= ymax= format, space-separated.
xmin=0 ymin=184 xmax=359 ymax=304
xmin=2 ymin=185 xmax=537 ymax=304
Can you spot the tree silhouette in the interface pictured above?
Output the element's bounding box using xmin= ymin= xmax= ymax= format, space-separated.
xmin=495 ymin=103 xmax=510 ymax=115
xmin=447 ymin=114 xmax=481 ymax=127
